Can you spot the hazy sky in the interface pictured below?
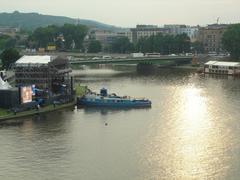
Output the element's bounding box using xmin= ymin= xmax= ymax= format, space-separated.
xmin=1 ymin=0 xmax=240 ymax=27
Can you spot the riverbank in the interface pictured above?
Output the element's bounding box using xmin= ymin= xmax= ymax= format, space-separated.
xmin=0 ymin=102 xmax=75 ymax=122
xmin=0 ymin=85 xmax=87 ymax=122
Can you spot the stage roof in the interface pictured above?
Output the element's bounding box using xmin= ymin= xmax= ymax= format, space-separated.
xmin=15 ymin=55 xmax=53 ymax=65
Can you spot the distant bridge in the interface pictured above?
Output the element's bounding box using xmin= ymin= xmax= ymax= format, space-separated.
xmin=69 ymin=56 xmax=193 ymax=66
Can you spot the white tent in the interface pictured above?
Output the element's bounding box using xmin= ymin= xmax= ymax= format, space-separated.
xmin=0 ymin=76 xmax=11 ymax=90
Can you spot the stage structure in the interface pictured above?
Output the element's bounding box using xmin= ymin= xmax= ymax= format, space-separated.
xmin=14 ymin=55 xmax=72 ymax=95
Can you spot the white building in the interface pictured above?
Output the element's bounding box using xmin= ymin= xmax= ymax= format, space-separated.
xmin=130 ymin=25 xmax=170 ymax=43
xmin=164 ymin=25 xmax=199 ymax=42
xmin=204 ymin=61 xmax=240 ymax=75
xmin=181 ymin=26 xmax=199 ymax=42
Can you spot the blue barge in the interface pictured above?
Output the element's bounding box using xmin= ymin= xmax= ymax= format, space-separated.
xmin=77 ymin=88 xmax=151 ymax=108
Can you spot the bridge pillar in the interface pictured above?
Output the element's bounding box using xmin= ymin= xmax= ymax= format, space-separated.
xmin=137 ymin=63 xmax=156 ymax=74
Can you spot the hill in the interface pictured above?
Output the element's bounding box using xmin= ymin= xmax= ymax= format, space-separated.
xmin=0 ymin=11 xmax=123 ymax=31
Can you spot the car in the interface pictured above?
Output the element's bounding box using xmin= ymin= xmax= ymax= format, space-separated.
xmin=102 ymin=56 xmax=112 ymax=59
xmin=92 ymin=57 xmax=100 ymax=60
xmin=185 ymin=53 xmax=193 ymax=56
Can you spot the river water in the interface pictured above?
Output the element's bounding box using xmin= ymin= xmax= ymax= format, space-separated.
xmin=0 ymin=65 xmax=240 ymax=180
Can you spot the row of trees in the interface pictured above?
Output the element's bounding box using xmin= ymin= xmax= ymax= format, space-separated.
xmin=102 ymin=33 xmax=191 ymax=54
xmin=136 ymin=33 xmax=191 ymax=54
xmin=28 ymin=24 xmax=88 ymax=50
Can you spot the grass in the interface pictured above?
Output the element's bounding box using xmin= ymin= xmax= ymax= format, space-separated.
xmin=0 ymin=101 xmax=76 ymax=121
xmin=75 ymin=85 xmax=87 ymax=96
xmin=0 ymin=108 xmax=10 ymax=116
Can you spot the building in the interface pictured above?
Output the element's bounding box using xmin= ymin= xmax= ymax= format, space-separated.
xmin=116 ymin=31 xmax=133 ymax=43
xmin=204 ymin=61 xmax=240 ymax=75
xmin=164 ymin=24 xmax=199 ymax=42
xmin=0 ymin=26 xmax=19 ymax=37
xmin=181 ymin=26 xmax=199 ymax=42
xmin=164 ymin=24 xmax=187 ymax=35
xmin=89 ymin=30 xmax=117 ymax=47
xmin=14 ymin=55 xmax=72 ymax=94
xmin=88 ymin=29 xmax=133 ymax=49
xmin=130 ymin=25 xmax=170 ymax=43
xmin=197 ymin=24 xmax=229 ymax=53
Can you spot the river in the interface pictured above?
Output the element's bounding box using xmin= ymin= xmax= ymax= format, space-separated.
xmin=0 ymin=65 xmax=240 ymax=180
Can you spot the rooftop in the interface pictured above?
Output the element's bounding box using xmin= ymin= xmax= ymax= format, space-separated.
xmin=205 ymin=61 xmax=240 ymax=67
xmin=15 ymin=55 xmax=54 ymax=65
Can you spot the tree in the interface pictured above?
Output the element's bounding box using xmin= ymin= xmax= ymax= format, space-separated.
xmin=191 ymin=41 xmax=204 ymax=54
xmin=0 ymin=35 xmax=17 ymax=49
xmin=60 ymin=24 xmax=88 ymax=49
xmin=174 ymin=33 xmax=190 ymax=53
xmin=111 ymin=37 xmax=134 ymax=53
xmin=88 ymin=40 xmax=102 ymax=53
xmin=29 ymin=24 xmax=88 ymax=50
xmin=0 ymin=48 xmax=21 ymax=69
xmin=136 ymin=33 xmax=190 ymax=55
xmin=222 ymin=24 xmax=240 ymax=60
xmin=29 ymin=25 xmax=59 ymax=48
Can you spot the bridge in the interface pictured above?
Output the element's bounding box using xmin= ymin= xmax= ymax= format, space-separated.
xmin=69 ymin=56 xmax=193 ymax=66
xmin=22 ymin=51 xmax=193 ymax=66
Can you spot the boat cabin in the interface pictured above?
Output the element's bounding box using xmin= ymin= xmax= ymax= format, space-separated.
xmin=204 ymin=61 xmax=240 ymax=75
xmin=100 ymin=88 xmax=108 ymax=97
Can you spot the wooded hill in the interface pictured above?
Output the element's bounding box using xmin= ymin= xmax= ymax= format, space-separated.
xmin=0 ymin=11 xmax=122 ymax=31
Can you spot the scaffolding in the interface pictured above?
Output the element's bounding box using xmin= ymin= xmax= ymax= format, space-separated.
xmin=14 ymin=56 xmax=72 ymax=94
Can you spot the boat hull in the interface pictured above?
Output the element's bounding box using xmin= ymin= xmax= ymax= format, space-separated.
xmin=77 ymin=98 xmax=151 ymax=108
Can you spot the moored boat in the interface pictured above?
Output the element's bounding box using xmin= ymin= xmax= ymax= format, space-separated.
xmin=77 ymin=88 xmax=151 ymax=108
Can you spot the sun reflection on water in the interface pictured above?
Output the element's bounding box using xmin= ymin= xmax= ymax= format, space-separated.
xmin=143 ymin=85 xmax=232 ymax=179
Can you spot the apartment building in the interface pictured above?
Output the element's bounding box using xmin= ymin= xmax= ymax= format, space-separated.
xmin=198 ymin=24 xmax=229 ymax=53
xmin=130 ymin=25 xmax=170 ymax=43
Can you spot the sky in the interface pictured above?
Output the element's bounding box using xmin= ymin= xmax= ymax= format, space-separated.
xmin=1 ymin=0 xmax=240 ymax=27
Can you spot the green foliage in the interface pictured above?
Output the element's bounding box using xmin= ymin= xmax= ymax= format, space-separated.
xmin=0 ymin=108 xmax=10 ymax=116
xmin=136 ymin=33 xmax=190 ymax=54
xmin=30 ymin=25 xmax=59 ymax=48
xmin=191 ymin=41 xmax=204 ymax=53
xmin=111 ymin=37 xmax=134 ymax=53
xmin=0 ymin=35 xmax=16 ymax=50
xmin=75 ymin=85 xmax=87 ymax=96
xmin=88 ymin=40 xmax=102 ymax=53
xmin=222 ymin=24 xmax=240 ymax=60
xmin=29 ymin=24 xmax=88 ymax=50
xmin=61 ymin=24 xmax=88 ymax=49
xmin=0 ymin=48 xmax=21 ymax=69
